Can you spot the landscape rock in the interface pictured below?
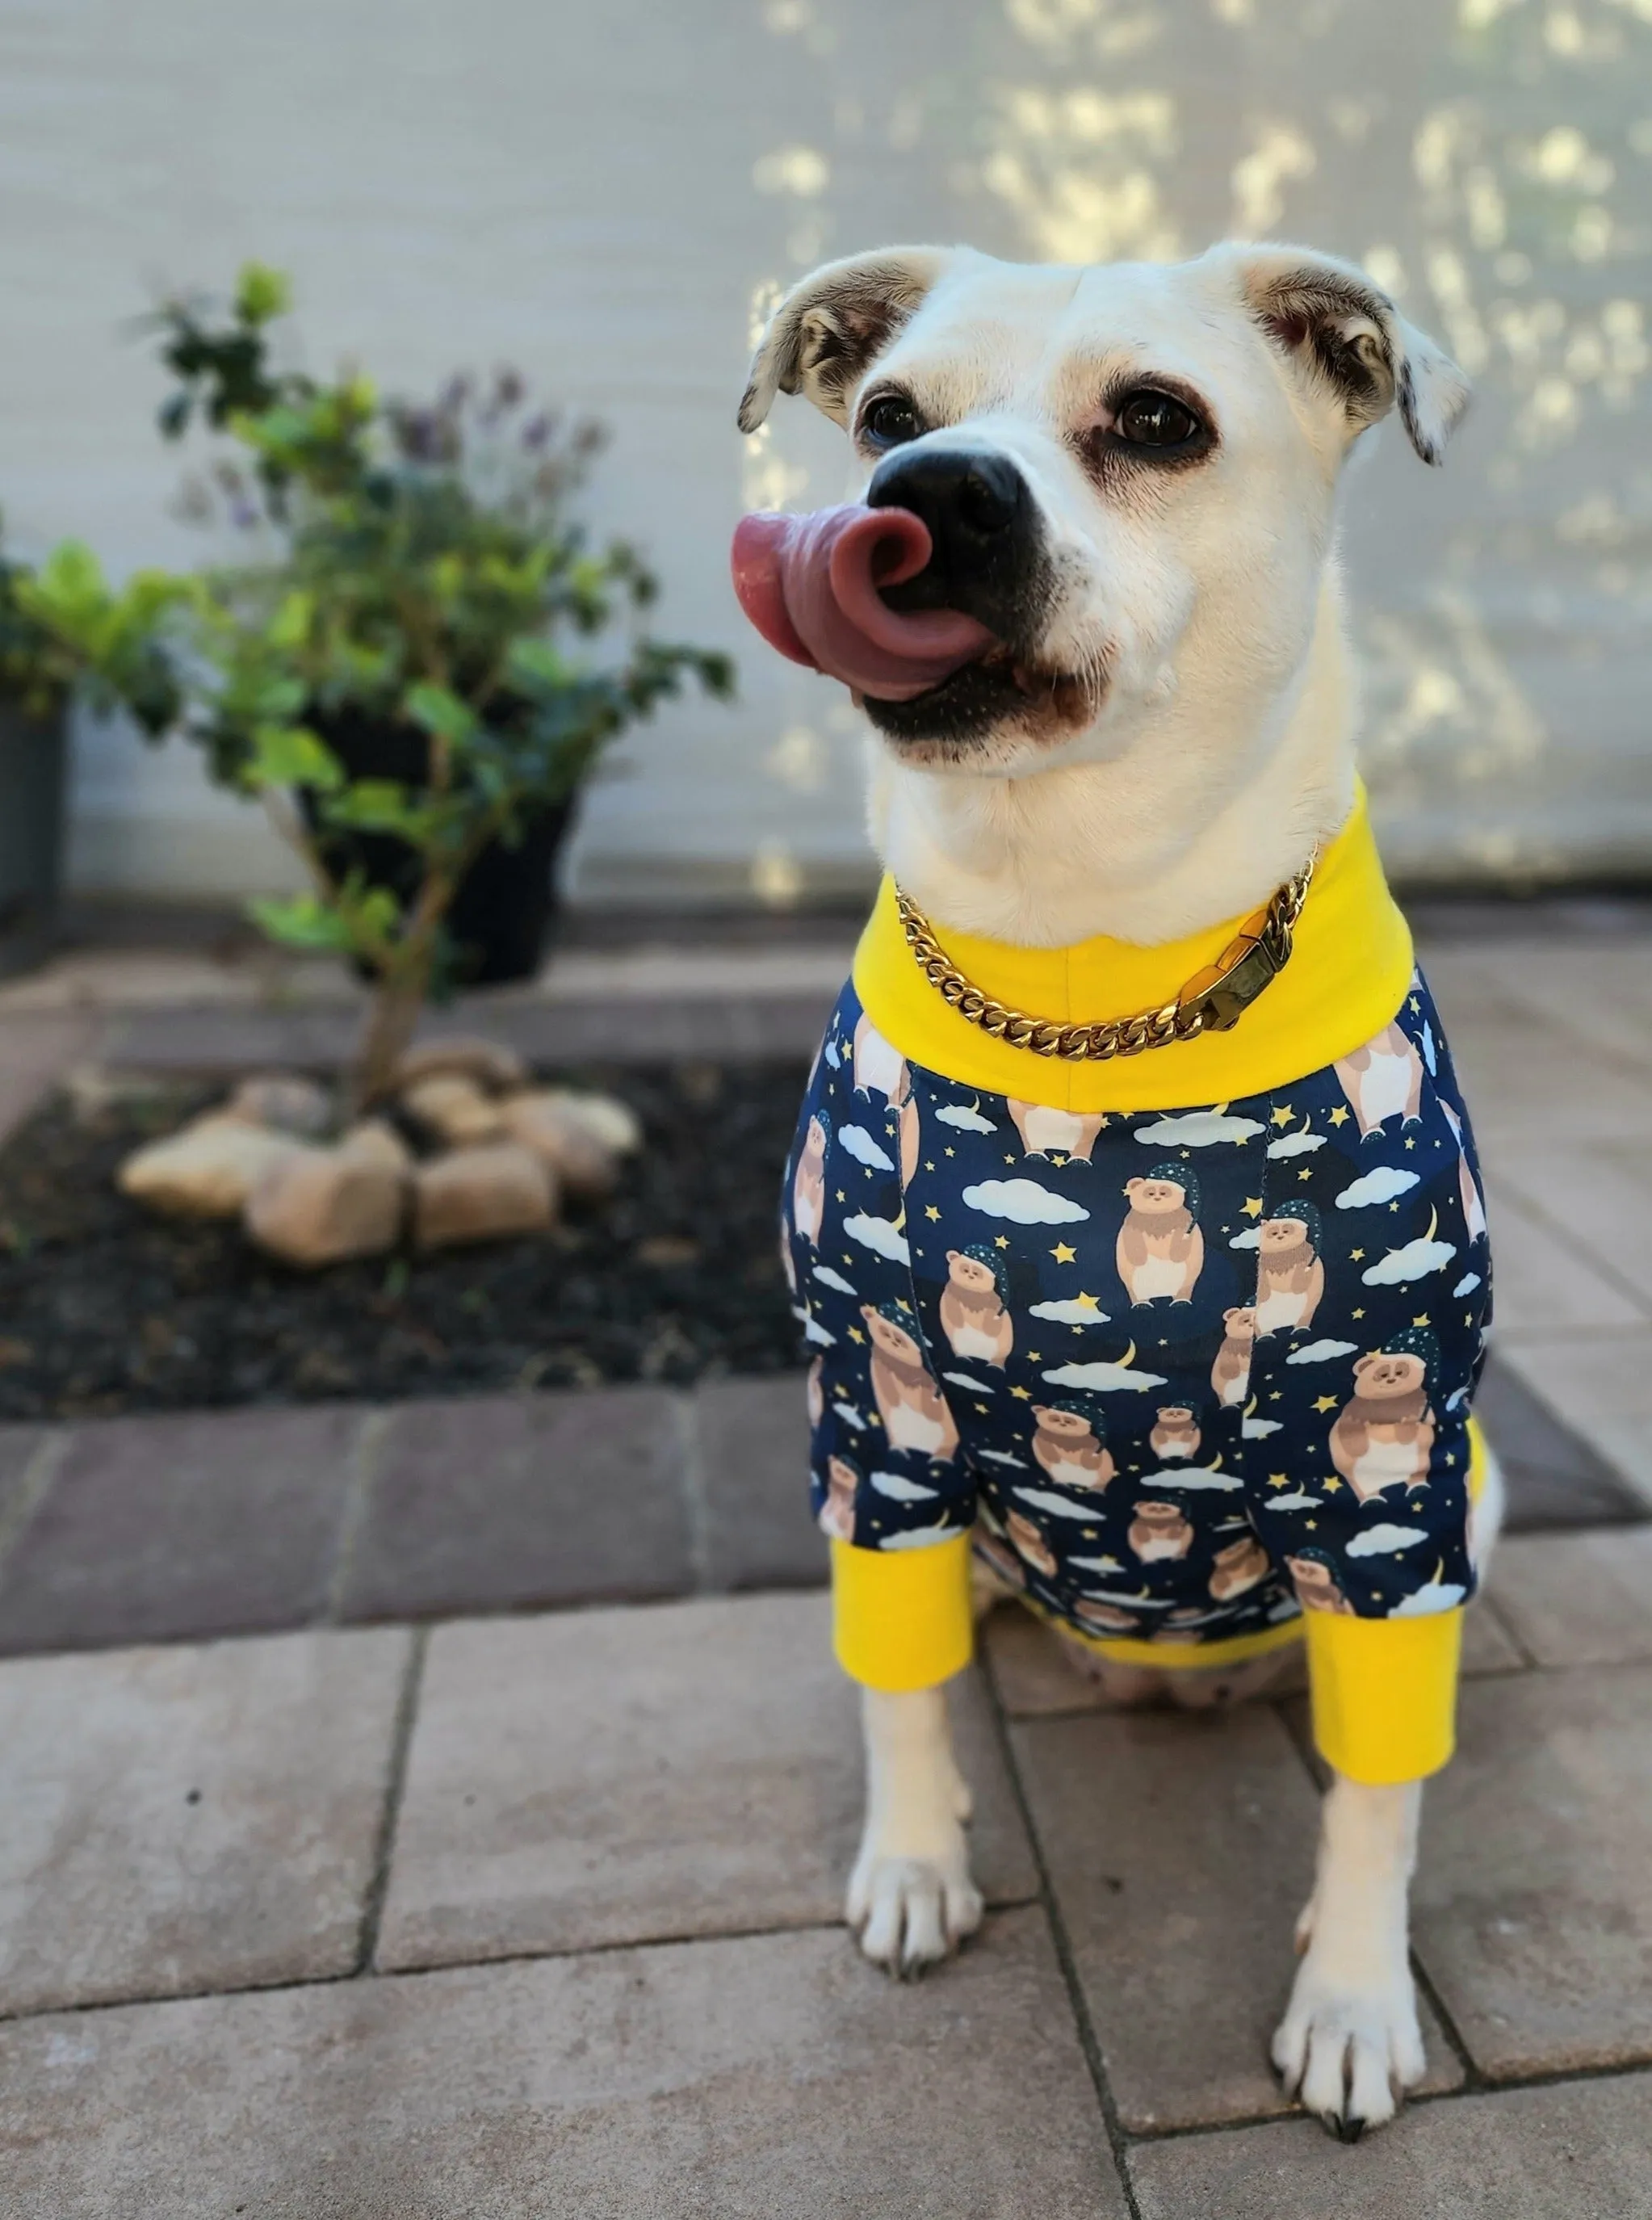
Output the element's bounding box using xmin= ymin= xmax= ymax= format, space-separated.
xmin=118 ymin=1116 xmax=308 ymax=1219
xmin=222 ymin=1073 xmax=333 ymax=1138
xmin=400 ymin=1074 xmax=506 ymax=1148
xmin=500 ymin=1090 xmax=623 ymax=1200
xmin=392 ymin=1037 xmax=528 ymax=1097
xmin=245 ymin=1133 xmax=409 ymax=1267
xmin=338 ymin=1118 xmax=413 ymax=1175
xmin=413 ymin=1142 xmax=556 ymax=1252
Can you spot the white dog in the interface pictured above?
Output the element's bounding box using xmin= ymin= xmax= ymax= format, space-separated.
xmin=738 ymin=241 xmax=1502 ymax=2142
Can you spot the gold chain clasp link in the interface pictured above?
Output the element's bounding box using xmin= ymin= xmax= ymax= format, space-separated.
xmin=893 ymin=855 xmax=1314 ymax=1062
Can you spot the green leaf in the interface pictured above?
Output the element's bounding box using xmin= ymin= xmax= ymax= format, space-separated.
xmin=245 ymin=893 xmax=354 ymax=952
xmin=246 ymin=724 xmax=344 ymax=793
xmin=234 ymin=263 xmax=292 ymax=326
xmin=403 ymin=681 xmax=476 ymax=747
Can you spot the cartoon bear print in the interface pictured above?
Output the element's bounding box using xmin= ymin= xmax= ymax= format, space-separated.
xmin=780 ymin=1222 xmax=799 ymax=1298
xmin=1073 ymin=1596 xmax=1140 ymax=1633
xmin=791 ymin=1110 xmax=829 ymax=1248
xmin=853 ymin=1013 xmax=912 ymax=1107
xmin=1210 ymin=1306 xmax=1257 ymax=1407
xmin=897 ymin=1093 xmax=920 ymax=1190
xmin=1252 ymin=1201 xmax=1326 ymax=1337
xmin=806 ymin=1354 xmax=825 ymax=1429
xmin=1004 ymin=1509 xmax=1059 ymax=1579
xmin=1208 ymin=1534 xmax=1271 ymax=1601
xmin=1007 ymin=1100 xmax=1107 ymax=1160
xmin=1440 ymin=1098 xmax=1487 ymax=1245
xmin=1117 ymin=1162 xmax=1205 ymax=1304
xmin=1152 ymin=1608 xmax=1207 ymax=1646
xmin=939 ymin=1244 xmax=1014 ymax=1367
xmin=860 ymin=1301 xmax=960 ymax=1460
xmin=1328 ymin=1327 xmax=1437 ymax=1503
xmin=1030 ymin=1401 xmax=1115 ymax=1491
xmin=817 ymin=1454 xmax=858 ymax=1542
xmin=1127 ymin=1500 xmax=1196 ymax=1562
xmin=1334 ymin=1020 xmax=1424 ymax=1138
xmin=1286 ymin=1546 xmax=1356 ymax=1615
xmin=972 ymin=1523 xmax=1027 ymax=1591
xmin=1149 ymin=1405 xmax=1201 ymax=1463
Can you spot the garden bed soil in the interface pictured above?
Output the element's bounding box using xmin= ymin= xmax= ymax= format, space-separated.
xmin=0 ymin=1060 xmax=807 ymax=1419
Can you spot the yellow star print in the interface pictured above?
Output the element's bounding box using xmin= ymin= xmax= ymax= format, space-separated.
xmin=925 ymin=1206 xmax=941 ymax=1221
xmin=1009 ymin=1385 xmax=1032 ymax=1400
xmin=847 ymin=1326 xmax=865 ymax=1345
xmin=1241 ymin=1197 xmax=1264 ymax=1219
xmin=1050 ymin=1242 xmax=1078 ymax=1263
xmin=1074 ymin=1290 xmax=1101 ymax=1313
xmin=1313 ymin=1395 xmax=1338 ymax=1413
xmin=1412 ymin=1313 xmax=1431 ymax=1328
xmin=835 ymin=1190 xmax=845 ymax=1203
xmin=1328 ymin=1106 xmax=1350 ymax=1127
xmin=1271 ymin=1106 xmax=1295 ymax=1127
xmin=1323 ymin=1476 xmax=1343 ymax=1493
xmin=1267 ymin=1472 xmax=1289 ymax=1488
xmin=995 ymin=1235 xmax=1011 ymax=1251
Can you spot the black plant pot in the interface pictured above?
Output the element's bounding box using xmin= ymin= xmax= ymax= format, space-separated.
xmin=0 ymin=702 xmax=67 ymax=981
xmin=303 ymin=706 xmax=577 ymax=988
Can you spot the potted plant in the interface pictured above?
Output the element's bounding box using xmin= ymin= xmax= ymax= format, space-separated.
xmin=29 ymin=266 xmax=732 ymax=1109
xmin=0 ymin=521 xmax=180 ymax=977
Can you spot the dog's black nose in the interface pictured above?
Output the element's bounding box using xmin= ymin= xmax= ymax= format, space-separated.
xmin=867 ymin=447 xmax=1034 ymax=632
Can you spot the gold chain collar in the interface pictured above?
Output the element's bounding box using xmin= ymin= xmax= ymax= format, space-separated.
xmin=892 ymin=858 xmax=1316 ymax=1063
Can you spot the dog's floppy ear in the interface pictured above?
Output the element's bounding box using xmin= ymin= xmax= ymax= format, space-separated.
xmin=737 ymin=247 xmax=953 ymax=434
xmin=1234 ymin=246 xmax=1470 ymax=465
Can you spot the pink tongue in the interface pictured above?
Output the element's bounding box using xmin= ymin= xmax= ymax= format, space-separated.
xmin=730 ymin=505 xmax=995 ymax=701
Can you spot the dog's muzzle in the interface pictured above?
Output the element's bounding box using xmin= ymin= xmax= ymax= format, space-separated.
xmin=868 ymin=447 xmax=1038 ymax=644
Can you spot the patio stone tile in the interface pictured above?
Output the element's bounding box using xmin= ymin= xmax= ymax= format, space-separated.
xmin=1474 ymin=1352 xmax=1646 ymax=1530
xmin=1480 ymin=1192 xmax=1648 ymax=1337
xmin=1495 ymin=1331 xmax=1652 ymax=1509
xmin=694 ymin=1372 xmax=824 ymax=1590
xmin=0 ymin=1423 xmax=52 ymax=1539
xmin=0 ymin=1627 xmax=410 ymax=2015
xmin=0 ymin=1911 xmax=1122 ymax=2220
xmin=1011 ymin=1704 xmax=1462 ymax=2132
xmin=1130 ymin=2071 xmax=1652 ymax=2219
xmin=1486 ymin=1141 xmax=1652 ymax=1311
xmin=1487 ymin=1529 xmax=1652 ymax=1667
xmin=338 ymin=1386 xmax=690 ymax=1622
xmin=377 ymin=1591 xmax=1035 ymax=1971
xmin=1460 ymin=1597 xmax=1528 ymax=1675
xmin=0 ymin=1404 xmax=365 ymax=1654
xmin=1415 ymin=1663 xmax=1652 ymax=2078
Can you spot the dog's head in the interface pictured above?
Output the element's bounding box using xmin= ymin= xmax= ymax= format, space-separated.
xmin=737 ymin=243 xmax=1468 ymax=773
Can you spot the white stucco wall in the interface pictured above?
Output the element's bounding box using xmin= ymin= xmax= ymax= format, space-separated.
xmin=0 ymin=0 xmax=1648 ymax=904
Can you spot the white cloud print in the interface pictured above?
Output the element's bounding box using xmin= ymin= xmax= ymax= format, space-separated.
xmin=976 ymin=1448 xmax=1026 ymax=1468
xmin=1134 ymin=1109 xmax=1265 ymax=1148
xmin=1229 ymin=1228 xmax=1261 ymax=1249
xmin=1347 ymin=1523 xmax=1430 ymax=1557
xmin=943 ymin=1371 xmax=996 ymax=1394
xmin=962 ymin=1178 xmax=1089 ymax=1226
xmin=837 ymin=1124 xmax=894 ymax=1172
xmin=878 ymin=1522 xmax=959 ymax=1551
xmin=1029 ymin=1298 xmax=1111 ymax=1325
xmin=843 ymin=1212 xmax=910 ymax=1265
xmin=1133 ymin=1463 xmax=1243 ymax=1492
xmin=1242 ymin=1415 xmax=1282 ymax=1437
xmin=934 ymin=1102 xmax=996 ymax=1134
xmin=1390 ymin=1580 xmax=1468 ymax=1615
xmin=811 ymin=1264 xmax=857 ymax=1296
xmin=1014 ymin=1488 xmax=1111 ymax=1521
xmin=871 ymin=1469 xmax=939 ymax=1502
xmin=1335 ymin=1165 xmax=1420 ymax=1211
xmin=1267 ymin=1490 xmax=1320 ymax=1510
xmin=1285 ymin=1338 xmax=1360 ymax=1366
xmin=803 ymin=1315 xmax=835 ymax=1346
xmin=1042 ymin=1357 xmax=1167 ymax=1393
xmin=1363 ymin=1235 xmax=1456 ymax=1286
xmin=1454 ymin=1273 xmax=1482 ymax=1297
xmin=1268 ymin=1128 xmax=1325 ymax=1160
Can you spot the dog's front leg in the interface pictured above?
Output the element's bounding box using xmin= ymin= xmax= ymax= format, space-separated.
xmin=1273 ymin=1773 xmax=1426 ymax=2138
xmin=848 ymin=1685 xmax=983 ymax=1974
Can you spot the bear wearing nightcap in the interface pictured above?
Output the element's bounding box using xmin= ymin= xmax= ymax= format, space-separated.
xmin=1440 ymin=1098 xmax=1487 ymax=1245
xmin=1253 ymin=1198 xmax=1325 ymax=1336
xmin=1004 ymin=1509 xmax=1059 ymax=1579
xmin=1073 ymin=1596 xmax=1140 ymax=1633
xmin=1286 ymin=1545 xmax=1356 ymax=1615
xmin=1127 ymin=1500 xmax=1196 ymax=1562
xmin=1209 ymin=1534 xmax=1271 ymax=1601
xmin=939 ymin=1243 xmax=1014 ymax=1367
xmin=1149 ymin=1405 xmax=1201 ymax=1463
xmin=791 ymin=1109 xmax=829 ymax=1248
xmin=1007 ymin=1100 xmax=1106 ymax=1160
xmin=806 ymin=1354 xmax=825 ymax=1429
xmin=853 ymin=1013 xmax=911 ymax=1106
xmin=1328 ymin=1325 xmax=1437 ymax=1503
xmin=1335 ymin=1019 xmax=1424 ymax=1138
xmin=1117 ymin=1162 xmax=1205 ymax=1304
xmin=817 ymin=1454 xmax=859 ymax=1541
xmin=1210 ymin=1306 xmax=1257 ymax=1406
xmin=861 ymin=1299 xmax=959 ymax=1460
xmin=1031 ymin=1401 xmax=1115 ymax=1491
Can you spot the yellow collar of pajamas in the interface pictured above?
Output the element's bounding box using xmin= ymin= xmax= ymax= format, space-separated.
xmin=852 ymin=789 xmax=1412 ymax=1113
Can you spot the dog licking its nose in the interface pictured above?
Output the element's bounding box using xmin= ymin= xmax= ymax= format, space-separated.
xmin=866 ymin=448 xmax=1029 ymax=639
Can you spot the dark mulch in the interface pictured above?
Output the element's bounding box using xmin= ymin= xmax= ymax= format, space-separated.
xmin=0 ymin=1061 xmax=809 ymax=1420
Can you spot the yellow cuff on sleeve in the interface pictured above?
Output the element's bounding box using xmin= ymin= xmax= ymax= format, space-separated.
xmin=1305 ymin=1607 xmax=1463 ymax=1785
xmin=830 ymin=1534 xmax=975 ymax=1692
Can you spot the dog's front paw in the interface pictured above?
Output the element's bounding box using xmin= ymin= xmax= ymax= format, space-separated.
xmin=1272 ymin=1954 xmax=1426 ymax=2140
xmin=847 ymin=1839 xmax=983 ymax=1976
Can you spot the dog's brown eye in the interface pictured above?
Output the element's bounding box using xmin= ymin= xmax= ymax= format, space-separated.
xmin=1116 ymin=390 xmax=1202 ymax=447
xmin=863 ymin=395 xmax=921 ymax=447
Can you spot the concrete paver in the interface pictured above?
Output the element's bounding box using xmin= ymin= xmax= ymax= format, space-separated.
xmin=0 ymin=1628 xmax=411 ymax=2016
xmin=377 ymin=1592 xmax=1036 ymax=1971
xmin=1415 ymin=1662 xmax=1652 ymax=2078
xmin=1011 ymin=1702 xmax=1463 ymax=2131
xmin=694 ymin=1373 xmax=824 ymax=1590
xmin=0 ymin=1405 xmax=367 ymax=1654
xmin=1488 ymin=1528 xmax=1652 ymax=1667
xmin=1474 ymin=1353 xmax=1646 ymax=1529
xmin=1129 ymin=2069 xmax=1652 ymax=2219
xmin=0 ymin=1909 xmax=1124 ymax=2220
xmin=1495 ymin=1330 xmax=1652 ymax=1509
xmin=339 ymin=1387 xmax=691 ymax=1622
